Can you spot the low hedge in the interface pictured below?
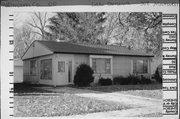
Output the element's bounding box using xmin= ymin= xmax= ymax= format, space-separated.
xmin=139 ymin=75 xmax=152 ymax=84
xmin=127 ymin=74 xmax=140 ymax=85
xmin=113 ymin=76 xmax=130 ymax=85
xmin=113 ymin=74 xmax=152 ymax=85
xmin=98 ymin=78 xmax=112 ymax=86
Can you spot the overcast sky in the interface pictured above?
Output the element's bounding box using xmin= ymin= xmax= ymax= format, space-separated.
xmin=14 ymin=12 xmax=55 ymax=28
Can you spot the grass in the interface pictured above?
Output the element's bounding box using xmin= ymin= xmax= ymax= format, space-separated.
xmin=137 ymin=112 xmax=163 ymax=117
xmin=14 ymin=83 xmax=162 ymax=99
xmin=14 ymin=83 xmax=55 ymax=94
xmin=14 ymin=94 xmax=131 ymax=117
xmin=14 ymin=83 xmax=132 ymax=117
xmin=120 ymin=89 xmax=162 ymax=99
xmin=14 ymin=83 xmax=162 ymax=117
xmin=81 ymin=84 xmax=162 ymax=99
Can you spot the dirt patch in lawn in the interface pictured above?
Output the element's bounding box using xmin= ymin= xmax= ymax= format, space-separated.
xmin=14 ymin=94 xmax=132 ymax=117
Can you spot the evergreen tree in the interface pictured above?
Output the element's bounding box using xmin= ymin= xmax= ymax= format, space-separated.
xmin=47 ymin=12 xmax=106 ymax=44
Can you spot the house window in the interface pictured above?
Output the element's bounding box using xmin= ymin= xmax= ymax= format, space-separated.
xmin=30 ymin=60 xmax=36 ymax=75
xmin=40 ymin=59 xmax=52 ymax=80
xmin=58 ymin=61 xmax=65 ymax=72
xmin=105 ymin=59 xmax=111 ymax=74
xmin=92 ymin=59 xmax=96 ymax=72
xmin=92 ymin=58 xmax=111 ymax=74
xmin=133 ymin=60 xmax=148 ymax=74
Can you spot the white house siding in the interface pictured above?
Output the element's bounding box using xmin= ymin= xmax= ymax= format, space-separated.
xmin=23 ymin=52 xmax=152 ymax=85
xmin=23 ymin=55 xmax=54 ymax=85
xmin=74 ymin=54 xmax=89 ymax=75
xmin=23 ymin=58 xmax=39 ymax=84
xmin=53 ymin=54 xmax=89 ymax=85
xmin=22 ymin=41 xmax=53 ymax=60
xmin=23 ymin=53 xmax=89 ymax=86
xmin=53 ymin=54 xmax=74 ymax=86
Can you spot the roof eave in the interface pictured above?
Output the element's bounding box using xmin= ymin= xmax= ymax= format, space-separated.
xmin=53 ymin=51 xmax=154 ymax=57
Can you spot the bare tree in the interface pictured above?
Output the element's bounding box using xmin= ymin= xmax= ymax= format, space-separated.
xmin=102 ymin=13 xmax=119 ymax=44
xmin=117 ymin=12 xmax=162 ymax=55
xmin=14 ymin=25 xmax=38 ymax=59
xmin=27 ymin=12 xmax=48 ymax=40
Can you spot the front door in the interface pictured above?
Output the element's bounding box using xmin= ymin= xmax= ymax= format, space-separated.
xmin=56 ymin=59 xmax=73 ymax=85
xmin=57 ymin=61 xmax=66 ymax=84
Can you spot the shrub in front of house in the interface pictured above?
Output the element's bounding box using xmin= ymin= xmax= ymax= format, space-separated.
xmin=154 ymin=65 xmax=162 ymax=83
xmin=74 ymin=64 xmax=94 ymax=87
xmin=113 ymin=76 xmax=130 ymax=85
xmin=98 ymin=78 xmax=112 ymax=86
xmin=127 ymin=74 xmax=140 ymax=85
xmin=139 ymin=75 xmax=151 ymax=84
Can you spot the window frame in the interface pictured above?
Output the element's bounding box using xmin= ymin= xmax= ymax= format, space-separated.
xmin=30 ymin=60 xmax=37 ymax=75
xmin=40 ymin=59 xmax=52 ymax=80
xmin=91 ymin=57 xmax=112 ymax=74
xmin=105 ymin=59 xmax=111 ymax=74
xmin=58 ymin=61 xmax=65 ymax=72
xmin=133 ymin=59 xmax=148 ymax=74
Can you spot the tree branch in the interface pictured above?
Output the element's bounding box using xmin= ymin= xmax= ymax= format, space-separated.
xmin=118 ymin=13 xmax=124 ymax=26
xmin=31 ymin=31 xmax=42 ymax=36
xmin=44 ymin=12 xmax=47 ymax=27
xmin=27 ymin=22 xmax=43 ymax=32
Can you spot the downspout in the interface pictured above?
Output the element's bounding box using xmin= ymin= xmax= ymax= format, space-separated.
xmin=149 ymin=58 xmax=152 ymax=80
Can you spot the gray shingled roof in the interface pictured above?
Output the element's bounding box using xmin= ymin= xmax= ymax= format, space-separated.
xmin=37 ymin=40 xmax=153 ymax=57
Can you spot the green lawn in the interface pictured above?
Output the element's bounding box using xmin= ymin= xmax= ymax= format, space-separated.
xmin=14 ymin=94 xmax=131 ymax=117
xmin=81 ymin=84 xmax=162 ymax=99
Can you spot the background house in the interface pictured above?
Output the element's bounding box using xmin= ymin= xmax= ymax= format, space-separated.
xmin=22 ymin=40 xmax=154 ymax=86
xmin=14 ymin=59 xmax=23 ymax=83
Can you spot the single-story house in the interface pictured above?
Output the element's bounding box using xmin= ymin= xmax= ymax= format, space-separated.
xmin=22 ymin=40 xmax=154 ymax=86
